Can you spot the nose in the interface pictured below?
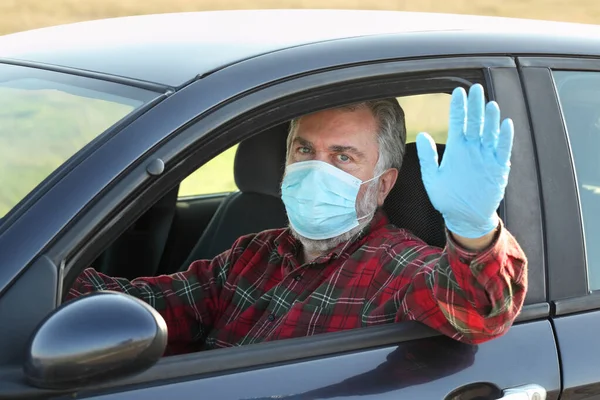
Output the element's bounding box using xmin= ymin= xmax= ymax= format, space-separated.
xmin=313 ymin=151 xmax=332 ymax=165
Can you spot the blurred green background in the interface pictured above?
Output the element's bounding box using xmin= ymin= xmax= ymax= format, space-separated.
xmin=0 ymin=1 xmax=595 ymax=215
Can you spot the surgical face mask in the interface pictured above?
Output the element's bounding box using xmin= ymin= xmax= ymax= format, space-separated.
xmin=281 ymin=160 xmax=382 ymax=240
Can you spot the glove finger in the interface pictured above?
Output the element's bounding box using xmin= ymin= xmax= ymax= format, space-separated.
xmin=416 ymin=132 xmax=439 ymax=180
xmin=496 ymin=118 xmax=514 ymax=166
xmin=465 ymin=84 xmax=485 ymax=141
xmin=447 ymin=87 xmax=467 ymax=144
xmin=481 ymin=101 xmax=501 ymax=151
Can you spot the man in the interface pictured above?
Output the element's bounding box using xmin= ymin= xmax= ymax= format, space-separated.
xmin=67 ymin=84 xmax=527 ymax=356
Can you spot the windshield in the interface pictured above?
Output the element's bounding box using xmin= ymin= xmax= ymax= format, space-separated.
xmin=0 ymin=63 xmax=159 ymax=218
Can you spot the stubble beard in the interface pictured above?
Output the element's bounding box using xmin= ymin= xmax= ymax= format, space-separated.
xmin=290 ymin=180 xmax=380 ymax=257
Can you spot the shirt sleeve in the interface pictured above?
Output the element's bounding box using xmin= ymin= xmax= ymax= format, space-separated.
xmin=389 ymin=220 xmax=528 ymax=344
xmin=65 ymin=235 xmax=252 ymax=355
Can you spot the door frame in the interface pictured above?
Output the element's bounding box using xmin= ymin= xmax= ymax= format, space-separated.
xmin=518 ymin=56 xmax=599 ymax=310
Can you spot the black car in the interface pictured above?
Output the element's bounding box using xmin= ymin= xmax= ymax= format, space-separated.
xmin=0 ymin=9 xmax=598 ymax=400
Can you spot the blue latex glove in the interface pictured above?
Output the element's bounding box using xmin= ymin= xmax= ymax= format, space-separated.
xmin=416 ymin=84 xmax=514 ymax=239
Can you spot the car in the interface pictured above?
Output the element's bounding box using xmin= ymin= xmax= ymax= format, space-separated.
xmin=0 ymin=8 xmax=598 ymax=400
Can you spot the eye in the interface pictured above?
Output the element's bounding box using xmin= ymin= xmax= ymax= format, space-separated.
xmin=296 ymin=146 xmax=311 ymax=154
xmin=337 ymin=154 xmax=351 ymax=163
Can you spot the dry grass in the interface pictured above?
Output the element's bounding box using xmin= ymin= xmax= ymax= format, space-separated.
xmin=1 ymin=0 xmax=600 ymax=35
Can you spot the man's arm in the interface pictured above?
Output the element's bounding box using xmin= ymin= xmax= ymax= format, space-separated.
xmin=398 ymin=83 xmax=526 ymax=342
xmin=66 ymin=236 xmax=250 ymax=355
xmin=390 ymin=219 xmax=527 ymax=344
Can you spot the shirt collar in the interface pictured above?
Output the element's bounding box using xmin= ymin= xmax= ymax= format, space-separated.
xmin=275 ymin=209 xmax=390 ymax=263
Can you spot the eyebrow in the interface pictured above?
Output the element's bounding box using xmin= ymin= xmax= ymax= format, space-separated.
xmin=293 ymin=136 xmax=366 ymax=159
xmin=293 ymin=137 xmax=313 ymax=148
xmin=329 ymin=145 xmax=366 ymax=159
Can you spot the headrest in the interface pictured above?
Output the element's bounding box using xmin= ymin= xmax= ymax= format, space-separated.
xmin=383 ymin=142 xmax=447 ymax=248
xmin=234 ymin=123 xmax=289 ymax=198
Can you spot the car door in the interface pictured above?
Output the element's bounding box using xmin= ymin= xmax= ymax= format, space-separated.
xmin=520 ymin=56 xmax=600 ymax=400
xmin=0 ymin=44 xmax=557 ymax=399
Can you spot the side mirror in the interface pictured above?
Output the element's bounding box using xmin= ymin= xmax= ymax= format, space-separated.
xmin=23 ymin=291 xmax=167 ymax=390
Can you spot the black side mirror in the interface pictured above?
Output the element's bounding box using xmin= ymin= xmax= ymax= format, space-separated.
xmin=23 ymin=291 xmax=167 ymax=390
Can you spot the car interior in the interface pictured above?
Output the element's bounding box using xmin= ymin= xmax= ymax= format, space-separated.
xmin=90 ymin=119 xmax=447 ymax=281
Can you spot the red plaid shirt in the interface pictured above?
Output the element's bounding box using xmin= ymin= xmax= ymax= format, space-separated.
xmin=67 ymin=211 xmax=527 ymax=355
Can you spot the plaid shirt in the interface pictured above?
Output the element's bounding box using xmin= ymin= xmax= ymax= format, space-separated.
xmin=67 ymin=211 xmax=527 ymax=355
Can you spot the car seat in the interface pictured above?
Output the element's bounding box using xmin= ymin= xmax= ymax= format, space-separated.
xmin=178 ymin=123 xmax=290 ymax=270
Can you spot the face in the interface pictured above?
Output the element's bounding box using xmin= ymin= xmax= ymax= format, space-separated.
xmin=287 ymin=106 xmax=398 ymax=208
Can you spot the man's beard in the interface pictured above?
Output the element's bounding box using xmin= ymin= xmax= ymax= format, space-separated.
xmin=290 ymin=180 xmax=380 ymax=256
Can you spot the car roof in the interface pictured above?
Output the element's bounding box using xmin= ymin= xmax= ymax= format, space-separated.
xmin=1 ymin=9 xmax=600 ymax=88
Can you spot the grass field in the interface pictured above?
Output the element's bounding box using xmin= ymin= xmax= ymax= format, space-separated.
xmin=0 ymin=0 xmax=597 ymax=214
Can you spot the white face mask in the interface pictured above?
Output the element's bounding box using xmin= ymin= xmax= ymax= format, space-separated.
xmin=280 ymin=160 xmax=382 ymax=240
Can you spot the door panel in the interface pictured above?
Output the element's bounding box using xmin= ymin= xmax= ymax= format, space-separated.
xmin=554 ymin=311 xmax=600 ymax=399
xmin=81 ymin=321 xmax=560 ymax=400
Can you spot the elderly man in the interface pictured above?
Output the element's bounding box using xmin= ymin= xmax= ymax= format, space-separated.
xmin=67 ymin=84 xmax=527 ymax=356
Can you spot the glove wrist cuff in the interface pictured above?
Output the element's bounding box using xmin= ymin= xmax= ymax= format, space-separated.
xmin=444 ymin=213 xmax=500 ymax=239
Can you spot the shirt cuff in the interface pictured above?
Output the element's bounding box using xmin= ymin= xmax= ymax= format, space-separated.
xmin=445 ymin=219 xmax=506 ymax=287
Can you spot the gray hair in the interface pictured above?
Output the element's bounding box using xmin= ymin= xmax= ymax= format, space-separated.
xmin=286 ymin=99 xmax=407 ymax=174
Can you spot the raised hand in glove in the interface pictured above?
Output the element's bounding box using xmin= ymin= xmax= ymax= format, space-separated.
xmin=416 ymin=83 xmax=513 ymax=244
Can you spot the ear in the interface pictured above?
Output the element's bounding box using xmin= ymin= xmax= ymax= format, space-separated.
xmin=377 ymin=167 xmax=398 ymax=206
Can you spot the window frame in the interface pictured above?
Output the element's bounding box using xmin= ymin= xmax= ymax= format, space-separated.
xmin=2 ymin=55 xmax=546 ymax=395
xmin=519 ymin=56 xmax=600 ymax=314
xmin=488 ymin=65 xmax=548 ymax=305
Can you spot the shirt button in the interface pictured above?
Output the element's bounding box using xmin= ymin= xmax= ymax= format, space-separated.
xmin=267 ymin=314 xmax=275 ymax=322
xmin=294 ymin=275 xmax=302 ymax=281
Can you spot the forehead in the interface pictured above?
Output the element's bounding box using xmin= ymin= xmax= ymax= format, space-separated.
xmin=293 ymin=106 xmax=379 ymax=146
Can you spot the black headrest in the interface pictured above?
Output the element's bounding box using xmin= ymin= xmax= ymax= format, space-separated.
xmin=383 ymin=142 xmax=446 ymax=248
xmin=234 ymin=123 xmax=289 ymax=197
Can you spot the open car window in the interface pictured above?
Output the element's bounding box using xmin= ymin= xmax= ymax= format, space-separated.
xmin=177 ymin=93 xmax=451 ymax=200
xmin=399 ymin=93 xmax=450 ymax=144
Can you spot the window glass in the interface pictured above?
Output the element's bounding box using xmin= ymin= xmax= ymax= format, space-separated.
xmin=0 ymin=63 xmax=158 ymax=218
xmin=178 ymin=145 xmax=239 ymax=198
xmin=553 ymin=70 xmax=600 ymax=291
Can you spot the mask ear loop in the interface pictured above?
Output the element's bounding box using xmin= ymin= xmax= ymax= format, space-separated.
xmin=361 ymin=171 xmax=385 ymax=185
xmin=356 ymin=171 xmax=386 ymax=221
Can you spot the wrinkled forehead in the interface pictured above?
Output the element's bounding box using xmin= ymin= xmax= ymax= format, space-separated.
xmin=286 ymin=106 xmax=379 ymax=153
